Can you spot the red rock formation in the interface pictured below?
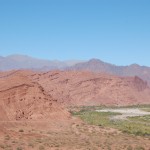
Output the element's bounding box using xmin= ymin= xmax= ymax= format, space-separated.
xmin=31 ymin=71 xmax=150 ymax=106
xmin=0 ymin=70 xmax=69 ymax=121
xmin=0 ymin=70 xmax=150 ymax=121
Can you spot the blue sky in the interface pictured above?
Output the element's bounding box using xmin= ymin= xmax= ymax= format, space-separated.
xmin=0 ymin=0 xmax=150 ymax=66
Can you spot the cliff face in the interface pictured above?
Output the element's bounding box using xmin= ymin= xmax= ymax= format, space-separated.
xmin=31 ymin=71 xmax=150 ymax=106
xmin=133 ymin=76 xmax=148 ymax=91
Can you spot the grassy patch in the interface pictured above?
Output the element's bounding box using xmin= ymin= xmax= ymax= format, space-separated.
xmin=129 ymin=115 xmax=150 ymax=123
xmin=141 ymin=108 xmax=150 ymax=112
xmin=74 ymin=111 xmax=121 ymax=127
xmin=72 ymin=106 xmax=150 ymax=137
xmin=117 ymin=120 xmax=150 ymax=136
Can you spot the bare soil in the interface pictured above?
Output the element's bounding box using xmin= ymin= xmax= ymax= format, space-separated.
xmin=0 ymin=120 xmax=150 ymax=150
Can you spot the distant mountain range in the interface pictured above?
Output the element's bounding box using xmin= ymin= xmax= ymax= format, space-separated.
xmin=0 ymin=54 xmax=83 ymax=71
xmin=1 ymin=55 xmax=150 ymax=84
xmin=68 ymin=58 xmax=150 ymax=85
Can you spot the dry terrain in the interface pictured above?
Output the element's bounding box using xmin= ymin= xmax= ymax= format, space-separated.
xmin=31 ymin=70 xmax=150 ymax=106
xmin=0 ymin=120 xmax=150 ymax=150
xmin=0 ymin=70 xmax=150 ymax=150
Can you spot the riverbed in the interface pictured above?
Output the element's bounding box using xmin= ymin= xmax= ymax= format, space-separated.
xmin=96 ymin=108 xmax=150 ymax=120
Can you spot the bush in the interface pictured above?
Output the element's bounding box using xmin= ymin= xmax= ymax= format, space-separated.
xmin=19 ymin=129 xmax=24 ymax=132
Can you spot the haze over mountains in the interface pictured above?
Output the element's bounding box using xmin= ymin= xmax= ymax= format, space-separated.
xmin=69 ymin=59 xmax=150 ymax=85
xmin=1 ymin=54 xmax=150 ymax=84
xmin=0 ymin=54 xmax=83 ymax=71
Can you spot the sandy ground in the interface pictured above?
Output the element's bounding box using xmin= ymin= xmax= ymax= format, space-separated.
xmin=96 ymin=108 xmax=150 ymax=120
xmin=0 ymin=120 xmax=150 ymax=150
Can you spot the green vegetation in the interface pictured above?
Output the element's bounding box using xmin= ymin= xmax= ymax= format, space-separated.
xmin=129 ymin=115 xmax=150 ymax=124
xmin=69 ymin=104 xmax=150 ymax=110
xmin=141 ymin=108 xmax=150 ymax=112
xmin=72 ymin=106 xmax=150 ymax=137
xmin=73 ymin=111 xmax=121 ymax=127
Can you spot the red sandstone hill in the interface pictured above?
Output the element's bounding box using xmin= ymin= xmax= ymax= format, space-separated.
xmin=0 ymin=70 xmax=150 ymax=121
xmin=68 ymin=59 xmax=150 ymax=85
xmin=1 ymin=55 xmax=150 ymax=86
xmin=0 ymin=70 xmax=69 ymax=121
xmin=31 ymin=70 xmax=150 ymax=106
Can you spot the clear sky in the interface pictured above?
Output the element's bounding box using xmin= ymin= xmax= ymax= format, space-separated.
xmin=0 ymin=0 xmax=150 ymax=66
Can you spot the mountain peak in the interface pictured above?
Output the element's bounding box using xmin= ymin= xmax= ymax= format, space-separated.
xmin=130 ymin=64 xmax=140 ymax=67
xmin=88 ymin=58 xmax=104 ymax=63
xmin=0 ymin=56 xmax=4 ymax=59
xmin=6 ymin=54 xmax=32 ymax=61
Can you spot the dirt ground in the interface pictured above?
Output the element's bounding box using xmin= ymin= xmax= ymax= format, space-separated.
xmin=0 ymin=117 xmax=150 ymax=150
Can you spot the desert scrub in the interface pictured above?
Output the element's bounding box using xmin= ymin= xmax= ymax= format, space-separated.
xmin=112 ymin=120 xmax=150 ymax=136
xmin=128 ymin=115 xmax=150 ymax=123
xmin=28 ymin=142 xmax=34 ymax=148
xmin=5 ymin=135 xmax=10 ymax=140
xmin=72 ymin=108 xmax=150 ymax=136
xmin=0 ymin=144 xmax=5 ymax=149
xmin=39 ymin=145 xmax=45 ymax=150
xmin=73 ymin=111 xmax=121 ymax=127
xmin=16 ymin=147 xmax=23 ymax=150
xmin=134 ymin=146 xmax=145 ymax=150
xmin=19 ymin=129 xmax=24 ymax=132
xmin=36 ymin=138 xmax=43 ymax=143
xmin=140 ymin=108 xmax=150 ymax=112
xmin=127 ymin=146 xmax=133 ymax=150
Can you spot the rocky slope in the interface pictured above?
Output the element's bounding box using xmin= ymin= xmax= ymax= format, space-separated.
xmin=0 ymin=69 xmax=150 ymax=121
xmin=31 ymin=70 xmax=150 ymax=106
xmin=0 ymin=70 xmax=69 ymax=121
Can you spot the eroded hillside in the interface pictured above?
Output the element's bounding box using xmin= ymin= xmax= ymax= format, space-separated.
xmin=31 ymin=70 xmax=150 ymax=106
xmin=0 ymin=70 xmax=69 ymax=121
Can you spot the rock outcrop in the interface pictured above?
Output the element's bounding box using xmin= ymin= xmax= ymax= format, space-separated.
xmin=31 ymin=70 xmax=150 ymax=106
xmin=0 ymin=70 xmax=69 ymax=121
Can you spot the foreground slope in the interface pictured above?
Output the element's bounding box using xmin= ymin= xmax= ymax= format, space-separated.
xmin=31 ymin=70 xmax=150 ymax=106
xmin=0 ymin=70 xmax=69 ymax=121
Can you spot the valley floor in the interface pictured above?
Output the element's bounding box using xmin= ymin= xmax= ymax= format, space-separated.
xmin=0 ymin=105 xmax=150 ymax=150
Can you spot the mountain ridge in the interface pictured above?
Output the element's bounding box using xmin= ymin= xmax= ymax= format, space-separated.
xmin=31 ymin=70 xmax=150 ymax=106
xmin=68 ymin=58 xmax=150 ymax=84
xmin=0 ymin=54 xmax=83 ymax=71
xmin=1 ymin=54 xmax=150 ymax=84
